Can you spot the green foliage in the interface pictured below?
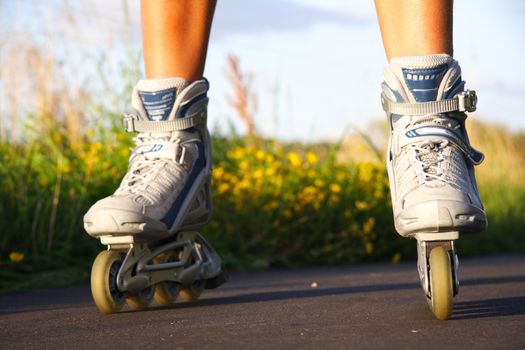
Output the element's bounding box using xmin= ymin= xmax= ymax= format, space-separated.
xmin=0 ymin=115 xmax=524 ymax=291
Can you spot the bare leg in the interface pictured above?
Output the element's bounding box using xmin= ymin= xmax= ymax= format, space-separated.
xmin=141 ymin=0 xmax=217 ymax=80
xmin=374 ymin=0 xmax=453 ymax=61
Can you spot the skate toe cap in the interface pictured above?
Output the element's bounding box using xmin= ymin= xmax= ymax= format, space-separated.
xmin=395 ymin=199 xmax=487 ymax=236
xmin=83 ymin=194 xmax=168 ymax=236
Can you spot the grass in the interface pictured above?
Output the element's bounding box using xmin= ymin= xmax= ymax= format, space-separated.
xmin=1 ymin=115 xmax=524 ymax=292
xmin=1 ymin=30 xmax=523 ymax=292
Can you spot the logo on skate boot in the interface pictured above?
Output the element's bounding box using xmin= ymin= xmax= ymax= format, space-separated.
xmin=135 ymin=144 xmax=164 ymax=155
xmin=402 ymin=65 xmax=448 ymax=102
xmin=138 ymin=87 xmax=177 ymax=121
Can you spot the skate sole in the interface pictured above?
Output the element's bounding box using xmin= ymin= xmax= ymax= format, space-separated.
xmin=84 ymin=210 xmax=168 ymax=239
xmin=395 ymin=199 xmax=487 ymax=238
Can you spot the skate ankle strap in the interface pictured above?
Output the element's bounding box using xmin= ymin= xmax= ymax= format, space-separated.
xmin=382 ymin=90 xmax=477 ymax=115
xmin=123 ymin=110 xmax=207 ymax=133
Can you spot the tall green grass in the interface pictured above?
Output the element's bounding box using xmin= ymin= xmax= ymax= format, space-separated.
xmin=1 ymin=114 xmax=524 ymax=291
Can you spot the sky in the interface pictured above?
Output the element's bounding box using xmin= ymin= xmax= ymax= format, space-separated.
xmin=2 ymin=0 xmax=525 ymax=142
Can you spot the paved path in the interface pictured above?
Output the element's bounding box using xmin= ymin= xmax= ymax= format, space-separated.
xmin=0 ymin=255 xmax=524 ymax=349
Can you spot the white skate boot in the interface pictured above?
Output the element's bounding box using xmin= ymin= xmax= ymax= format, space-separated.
xmin=84 ymin=78 xmax=227 ymax=314
xmin=381 ymin=54 xmax=487 ymax=320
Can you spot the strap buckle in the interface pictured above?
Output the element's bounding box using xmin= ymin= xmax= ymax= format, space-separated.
xmin=123 ymin=114 xmax=137 ymax=132
xmin=457 ymin=90 xmax=477 ymax=112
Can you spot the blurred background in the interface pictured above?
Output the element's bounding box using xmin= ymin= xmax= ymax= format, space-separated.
xmin=0 ymin=0 xmax=524 ymax=291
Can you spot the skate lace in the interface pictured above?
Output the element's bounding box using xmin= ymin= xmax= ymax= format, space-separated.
xmin=410 ymin=115 xmax=463 ymax=186
xmin=117 ymin=133 xmax=186 ymax=206
xmin=414 ymin=140 xmax=449 ymax=183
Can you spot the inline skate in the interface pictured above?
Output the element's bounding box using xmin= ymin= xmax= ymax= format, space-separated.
xmin=84 ymin=77 xmax=227 ymax=314
xmin=381 ymin=54 xmax=487 ymax=320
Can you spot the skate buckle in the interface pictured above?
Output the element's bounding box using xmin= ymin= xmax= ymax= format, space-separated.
xmin=457 ymin=90 xmax=477 ymax=112
xmin=123 ymin=114 xmax=137 ymax=132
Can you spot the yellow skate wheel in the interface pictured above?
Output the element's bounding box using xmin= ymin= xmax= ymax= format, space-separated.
xmin=179 ymin=280 xmax=204 ymax=302
xmin=429 ymin=246 xmax=454 ymax=320
xmin=153 ymin=252 xmax=181 ymax=306
xmin=91 ymin=250 xmax=125 ymax=314
xmin=155 ymin=281 xmax=181 ymax=305
xmin=126 ymin=285 xmax=155 ymax=310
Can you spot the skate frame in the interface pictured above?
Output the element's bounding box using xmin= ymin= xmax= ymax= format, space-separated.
xmin=101 ymin=231 xmax=223 ymax=294
xmin=417 ymin=239 xmax=459 ymax=299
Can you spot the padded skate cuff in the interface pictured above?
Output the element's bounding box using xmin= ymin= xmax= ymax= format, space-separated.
xmin=124 ymin=110 xmax=207 ymax=133
xmin=382 ymin=90 xmax=477 ymax=115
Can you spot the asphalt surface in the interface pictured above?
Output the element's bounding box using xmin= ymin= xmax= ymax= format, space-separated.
xmin=0 ymin=255 xmax=524 ymax=349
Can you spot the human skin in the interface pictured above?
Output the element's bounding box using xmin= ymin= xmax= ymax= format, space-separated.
xmin=140 ymin=0 xmax=453 ymax=76
xmin=140 ymin=0 xmax=217 ymax=81
xmin=374 ymin=0 xmax=453 ymax=61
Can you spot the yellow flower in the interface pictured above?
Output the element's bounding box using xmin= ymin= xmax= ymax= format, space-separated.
xmin=71 ymin=142 xmax=79 ymax=152
xmin=86 ymin=129 xmax=95 ymax=138
xmin=392 ymin=252 xmax=402 ymax=264
xmin=265 ymin=201 xmax=279 ymax=210
xmin=363 ymin=217 xmax=376 ymax=234
xmin=359 ymin=163 xmax=374 ymax=182
xmin=9 ymin=251 xmax=24 ymax=263
xmin=306 ymin=152 xmax=319 ymax=165
xmin=314 ymin=179 xmax=325 ymax=188
xmin=265 ymin=167 xmax=277 ymax=177
xmin=336 ymin=172 xmax=346 ymax=182
xmin=330 ymin=194 xmax=340 ymax=203
xmin=252 ymin=169 xmax=264 ymax=180
xmin=355 ymin=201 xmax=370 ymax=210
xmin=256 ymin=150 xmax=266 ymax=160
xmin=218 ymin=183 xmax=230 ymax=194
xmin=213 ymin=166 xmax=225 ymax=180
xmin=92 ymin=142 xmax=103 ymax=152
xmin=52 ymin=132 xmax=62 ymax=145
xmin=228 ymin=147 xmax=245 ymax=160
xmin=365 ymin=242 xmax=374 ymax=255
xmin=287 ymin=152 xmax=302 ymax=168
xmin=116 ymin=133 xmax=126 ymax=142
xmin=239 ymin=160 xmax=249 ymax=171
xmin=303 ymin=186 xmax=318 ymax=195
xmin=329 ymin=183 xmax=341 ymax=193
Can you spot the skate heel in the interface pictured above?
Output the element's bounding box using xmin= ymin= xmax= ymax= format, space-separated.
xmin=90 ymin=231 xmax=227 ymax=314
xmin=414 ymin=231 xmax=459 ymax=241
xmin=205 ymin=264 xmax=229 ymax=289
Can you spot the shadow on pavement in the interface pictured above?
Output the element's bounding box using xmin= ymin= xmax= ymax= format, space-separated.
xmin=1 ymin=271 xmax=524 ymax=320
xmin=452 ymin=296 xmax=525 ymax=320
xmin=461 ymin=275 xmax=525 ymax=286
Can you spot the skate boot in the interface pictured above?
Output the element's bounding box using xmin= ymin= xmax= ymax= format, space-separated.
xmin=381 ymin=54 xmax=487 ymax=320
xmin=84 ymin=77 xmax=227 ymax=314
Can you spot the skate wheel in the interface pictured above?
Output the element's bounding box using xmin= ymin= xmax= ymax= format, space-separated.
xmin=153 ymin=252 xmax=181 ymax=306
xmin=126 ymin=285 xmax=155 ymax=310
xmin=91 ymin=250 xmax=125 ymax=314
xmin=179 ymin=280 xmax=204 ymax=302
xmin=429 ymin=246 xmax=453 ymax=320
